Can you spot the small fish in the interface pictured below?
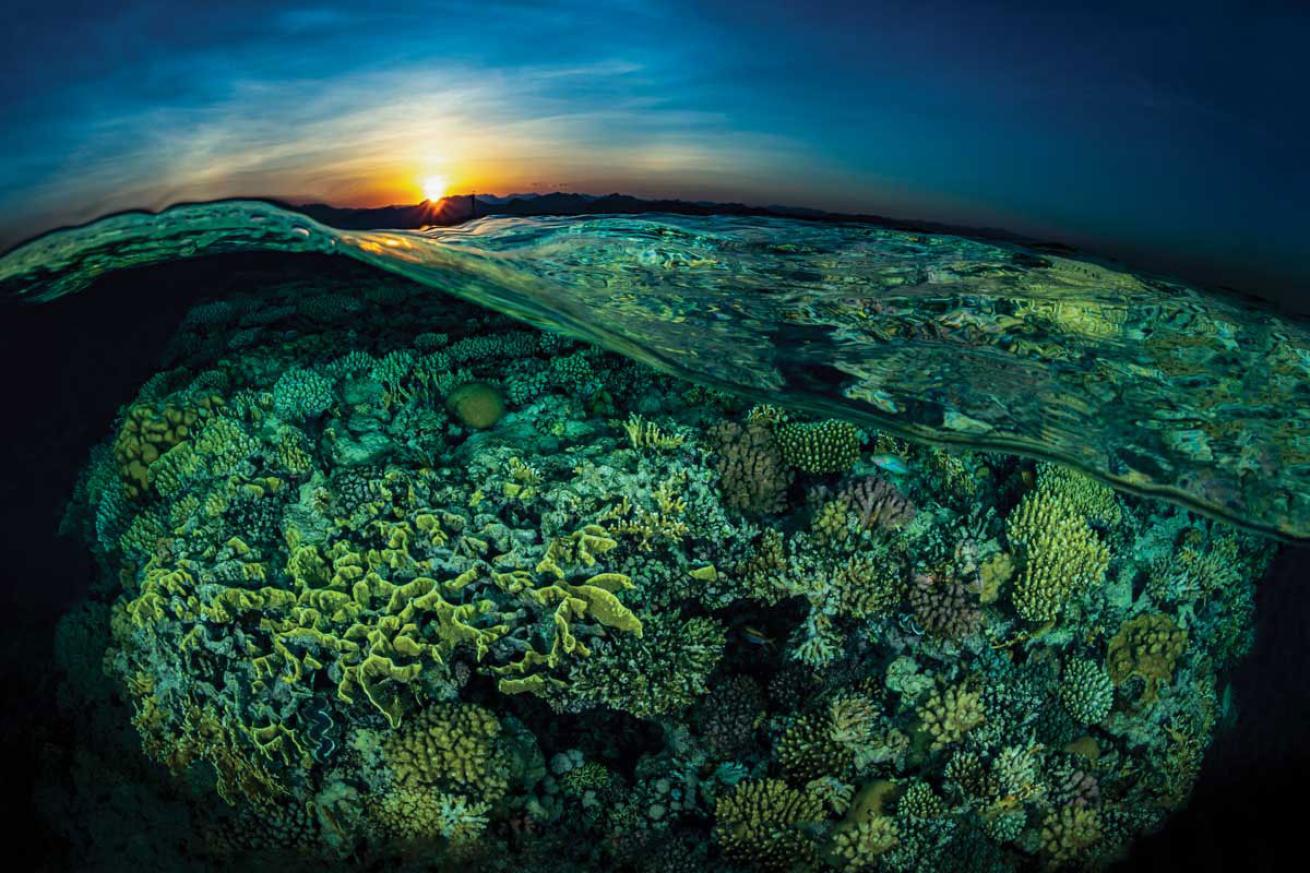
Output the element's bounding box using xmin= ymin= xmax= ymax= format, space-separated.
xmin=869 ymin=453 xmax=910 ymax=475
xmin=740 ymin=625 xmax=776 ymax=649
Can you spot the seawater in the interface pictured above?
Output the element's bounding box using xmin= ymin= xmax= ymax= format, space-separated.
xmin=2 ymin=203 xmax=1304 ymax=871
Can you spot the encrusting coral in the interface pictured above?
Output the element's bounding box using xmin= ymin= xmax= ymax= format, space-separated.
xmin=46 ymin=268 xmax=1277 ymax=872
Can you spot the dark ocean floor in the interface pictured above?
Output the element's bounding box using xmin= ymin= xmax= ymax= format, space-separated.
xmin=1 ymin=254 xmax=1306 ymax=871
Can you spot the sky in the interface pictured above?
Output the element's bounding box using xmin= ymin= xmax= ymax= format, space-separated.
xmin=2 ymin=0 xmax=1308 ymax=298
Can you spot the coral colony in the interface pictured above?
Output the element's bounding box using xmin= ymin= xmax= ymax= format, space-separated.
xmin=48 ymin=271 xmax=1271 ymax=871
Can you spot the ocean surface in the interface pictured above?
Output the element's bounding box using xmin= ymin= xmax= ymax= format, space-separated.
xmin=1 ymin=204 xmax=1307 ymax=872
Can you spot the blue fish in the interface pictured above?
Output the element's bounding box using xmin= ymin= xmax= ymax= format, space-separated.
xmin=869 ymin=453 xmax=910 ymax=475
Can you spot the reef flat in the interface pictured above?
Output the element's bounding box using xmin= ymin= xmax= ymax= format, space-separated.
xmin=43 ymin=269 xmax=1274 ymax=871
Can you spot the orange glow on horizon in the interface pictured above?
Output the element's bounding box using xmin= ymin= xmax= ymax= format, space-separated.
xmin=421 ymin=174 xmax=448 ymax=201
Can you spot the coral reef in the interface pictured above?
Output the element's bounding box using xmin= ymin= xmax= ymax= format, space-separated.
xmin=45 ymin=270 xmax=1278 ymax=872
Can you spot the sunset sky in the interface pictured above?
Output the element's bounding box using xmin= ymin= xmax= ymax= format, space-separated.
xmin=2 ymin=1 xmax=1307 ymax=294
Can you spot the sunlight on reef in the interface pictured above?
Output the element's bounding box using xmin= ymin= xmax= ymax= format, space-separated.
xmin=42 ymin=271 xmax=1275 ymax=870
xmin=3 ymin=200 xmax=1309 ymax=542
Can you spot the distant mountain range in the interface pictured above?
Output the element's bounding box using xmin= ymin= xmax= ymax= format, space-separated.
xmin=283 ymin=191 xmax=1076 ymax=253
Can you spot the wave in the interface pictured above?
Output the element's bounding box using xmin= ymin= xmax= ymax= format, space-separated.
xmin=3 ymin=199 xmax=1307 ymax=541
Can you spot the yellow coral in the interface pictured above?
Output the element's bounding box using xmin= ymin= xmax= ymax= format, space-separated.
xmin=1040 ymin=805 xmax=1102 ymax=868
xmin=114 ymin=397 xmax=222 ymax=498
xmin=919 ymin=683 xmax=985 ymax=750
xmin=714 ymin=778 xmax=824 ymax=871
xmin=1107 ymin=612 xmax=1188 ymax=703
xmin=382 ymin=702 xmax=509 ymax=799
xmin=1006 ymin=489 xmax=1109 ymax=622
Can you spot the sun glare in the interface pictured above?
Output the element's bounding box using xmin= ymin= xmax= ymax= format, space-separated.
xmin=421 ymin=175 xmax=448 ymax=201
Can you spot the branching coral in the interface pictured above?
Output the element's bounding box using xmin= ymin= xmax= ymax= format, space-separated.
xmin=562 ymin=612 xmax=725 ymax=718
xmin=708 ymin=419 xmax=792 ymax=513
xmin=1035 ymin=462 xmax=1122 ymax=527
xmin=919 ymin=683 xmax=986 ymax=751
xmin=1040 ymin=805 xmax=1102 ymax=868
xmin=1059 ymin=658 xmax=1115 ymax=724
xmin=713 ymin=777 xmax=824 ymax=871
xmin=775 ymin=419 xmax=861 ymax=474
xmin=1005 ymin=488 xmax=1110 ymax=622
xmin=382 ymin=702 xmax=510 ymax=800
xmin=58 ymin=275 xmax=1275 ymax=872
xmin=837 ymin=476 xmax=916 ymax=532
xmin=908 ymin=570 xmax=981 ymax=639
xmin=272 ymin=367 xmax=334 ymax=421
xmin=776 ymin=711 xmax=852 ymax=783
xmin=828 ymin=815 xmax=899 ymax=871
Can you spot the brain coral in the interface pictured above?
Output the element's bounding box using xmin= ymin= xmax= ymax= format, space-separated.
xmin=446 ymin=380 xmax=505 ymax=428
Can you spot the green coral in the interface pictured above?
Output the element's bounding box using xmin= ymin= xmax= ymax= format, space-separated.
xmin=272 ymin=366 xmax=334 ymax=420
xmin=1059 ymin=657 xmax=1115 ymax=724
xmin=53 ymin=273 xmax=1277 ymax=872
xmin=775 ymin=419 xmax=861 ymax=474
xmin=1005 ymin=487 xmax=1110 ymax=622
xmin=713 ymin=777 xmax=824 ymax=871
xmin=1035 ymin=462 xmax=1122 ymax=527
xmin=564 ymin=612 xmax=725 ymax=717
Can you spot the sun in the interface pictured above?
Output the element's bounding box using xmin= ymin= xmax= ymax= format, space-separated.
xmin=421 ymin=174 xmax=448 ymax=201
